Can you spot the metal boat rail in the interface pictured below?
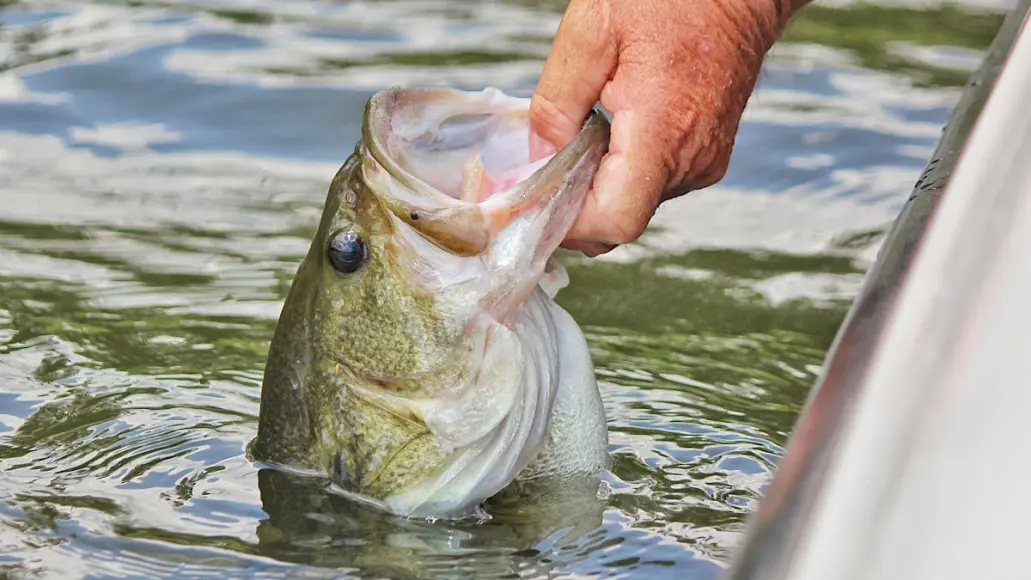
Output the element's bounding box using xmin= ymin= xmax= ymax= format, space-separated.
xmin=723 ymin=2 xmax=1031 ymax=579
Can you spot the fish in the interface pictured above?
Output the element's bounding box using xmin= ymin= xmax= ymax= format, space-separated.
xmin=249 ymin=86 xmax=611 ymax=518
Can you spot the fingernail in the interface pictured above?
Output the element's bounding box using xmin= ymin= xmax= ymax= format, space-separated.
xmin=529 ymin=131 xmax=558 ymax=161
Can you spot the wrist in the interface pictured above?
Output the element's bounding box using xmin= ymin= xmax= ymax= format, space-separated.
xmin=658 ymin=0 xmax=788 ymax=192
xmin=697 ymin=1 xmax=784 ymax=107
xmin=722 ymin=0 xmax=795 ymax=54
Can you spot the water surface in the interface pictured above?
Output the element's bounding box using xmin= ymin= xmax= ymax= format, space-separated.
xmin=0 ymin=0 xmax=1011 ymax=578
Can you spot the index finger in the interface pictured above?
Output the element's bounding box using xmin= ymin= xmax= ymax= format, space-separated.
xmin=528 ymin=0 xmax=617 ymax=159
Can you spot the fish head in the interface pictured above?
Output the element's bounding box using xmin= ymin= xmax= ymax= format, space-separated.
xmin=252 ymin=87 xmax=609 ymax=517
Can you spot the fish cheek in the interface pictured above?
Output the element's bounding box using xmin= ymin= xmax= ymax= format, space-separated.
xmin=312 ymin=263 xmax=368 ymax=370
xmin=315 ymin=225 xmax=444 ymax=384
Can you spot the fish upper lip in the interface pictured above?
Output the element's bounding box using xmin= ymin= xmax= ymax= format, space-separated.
xmin=361 ymin=87 xmax=494 ymax=205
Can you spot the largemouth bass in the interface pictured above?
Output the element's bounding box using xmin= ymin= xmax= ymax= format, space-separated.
xmin=251 ymin=87 xmax=610 ymax=518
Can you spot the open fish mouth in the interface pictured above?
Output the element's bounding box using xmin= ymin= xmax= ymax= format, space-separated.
xmin=360 ymin=86 xmax=610 ymax=258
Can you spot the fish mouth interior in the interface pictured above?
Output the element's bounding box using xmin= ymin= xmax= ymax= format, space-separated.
xmin=365 ymin=87 xmax=554 ymax=204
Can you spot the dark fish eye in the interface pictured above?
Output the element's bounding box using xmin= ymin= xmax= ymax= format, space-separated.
xmin=327 ymin=230 xmax=367 ymax=274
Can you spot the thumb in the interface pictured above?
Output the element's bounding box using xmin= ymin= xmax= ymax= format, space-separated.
xmin=528 ymin=0 xmax=617 ymax=160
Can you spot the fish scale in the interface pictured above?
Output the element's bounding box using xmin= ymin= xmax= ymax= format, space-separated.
xmin=251 ymin=86 xmax=611 ymax=518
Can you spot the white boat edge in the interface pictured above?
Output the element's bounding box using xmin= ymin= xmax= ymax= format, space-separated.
xmin=723 ymin=3 xmax=1031 ymax=579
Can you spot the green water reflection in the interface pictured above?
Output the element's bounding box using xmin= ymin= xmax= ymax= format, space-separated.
xmin=0 ymin=0 xmax=1012 ymax=577
xmin=782 ymin=2 xmax=1006 ymax=86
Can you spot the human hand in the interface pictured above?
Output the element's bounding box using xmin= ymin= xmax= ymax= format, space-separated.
xmin=530 ymin=0 xmax=808 ymax=256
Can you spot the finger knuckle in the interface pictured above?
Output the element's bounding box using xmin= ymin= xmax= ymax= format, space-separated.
xmin=529 ymin=94 xmax=580 ymax=137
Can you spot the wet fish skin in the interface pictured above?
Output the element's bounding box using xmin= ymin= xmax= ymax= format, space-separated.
xmin=252 ymin=150 xmax=455 ymax=499
xmin=250 ymin=87 xmax=610 ymax=518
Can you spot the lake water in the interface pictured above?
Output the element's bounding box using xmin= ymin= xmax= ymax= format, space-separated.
xmin=0 ymin=1 xmax=1012 ymax=578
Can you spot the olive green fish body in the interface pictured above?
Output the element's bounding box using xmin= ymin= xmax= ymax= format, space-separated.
xmin=253 ymin=87 xmax=611 ymax=518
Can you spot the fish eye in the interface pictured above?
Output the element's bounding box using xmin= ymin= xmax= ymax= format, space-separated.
xmin=327 ymin=230 xmax=367 ymax=275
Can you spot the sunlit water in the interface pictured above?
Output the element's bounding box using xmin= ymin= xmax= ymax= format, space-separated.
xmin=0 ymin=0 xmax=1011 ymax=578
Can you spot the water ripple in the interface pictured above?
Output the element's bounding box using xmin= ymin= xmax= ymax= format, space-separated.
xmin=0 ymin=0 xmax=1009 ymax=577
